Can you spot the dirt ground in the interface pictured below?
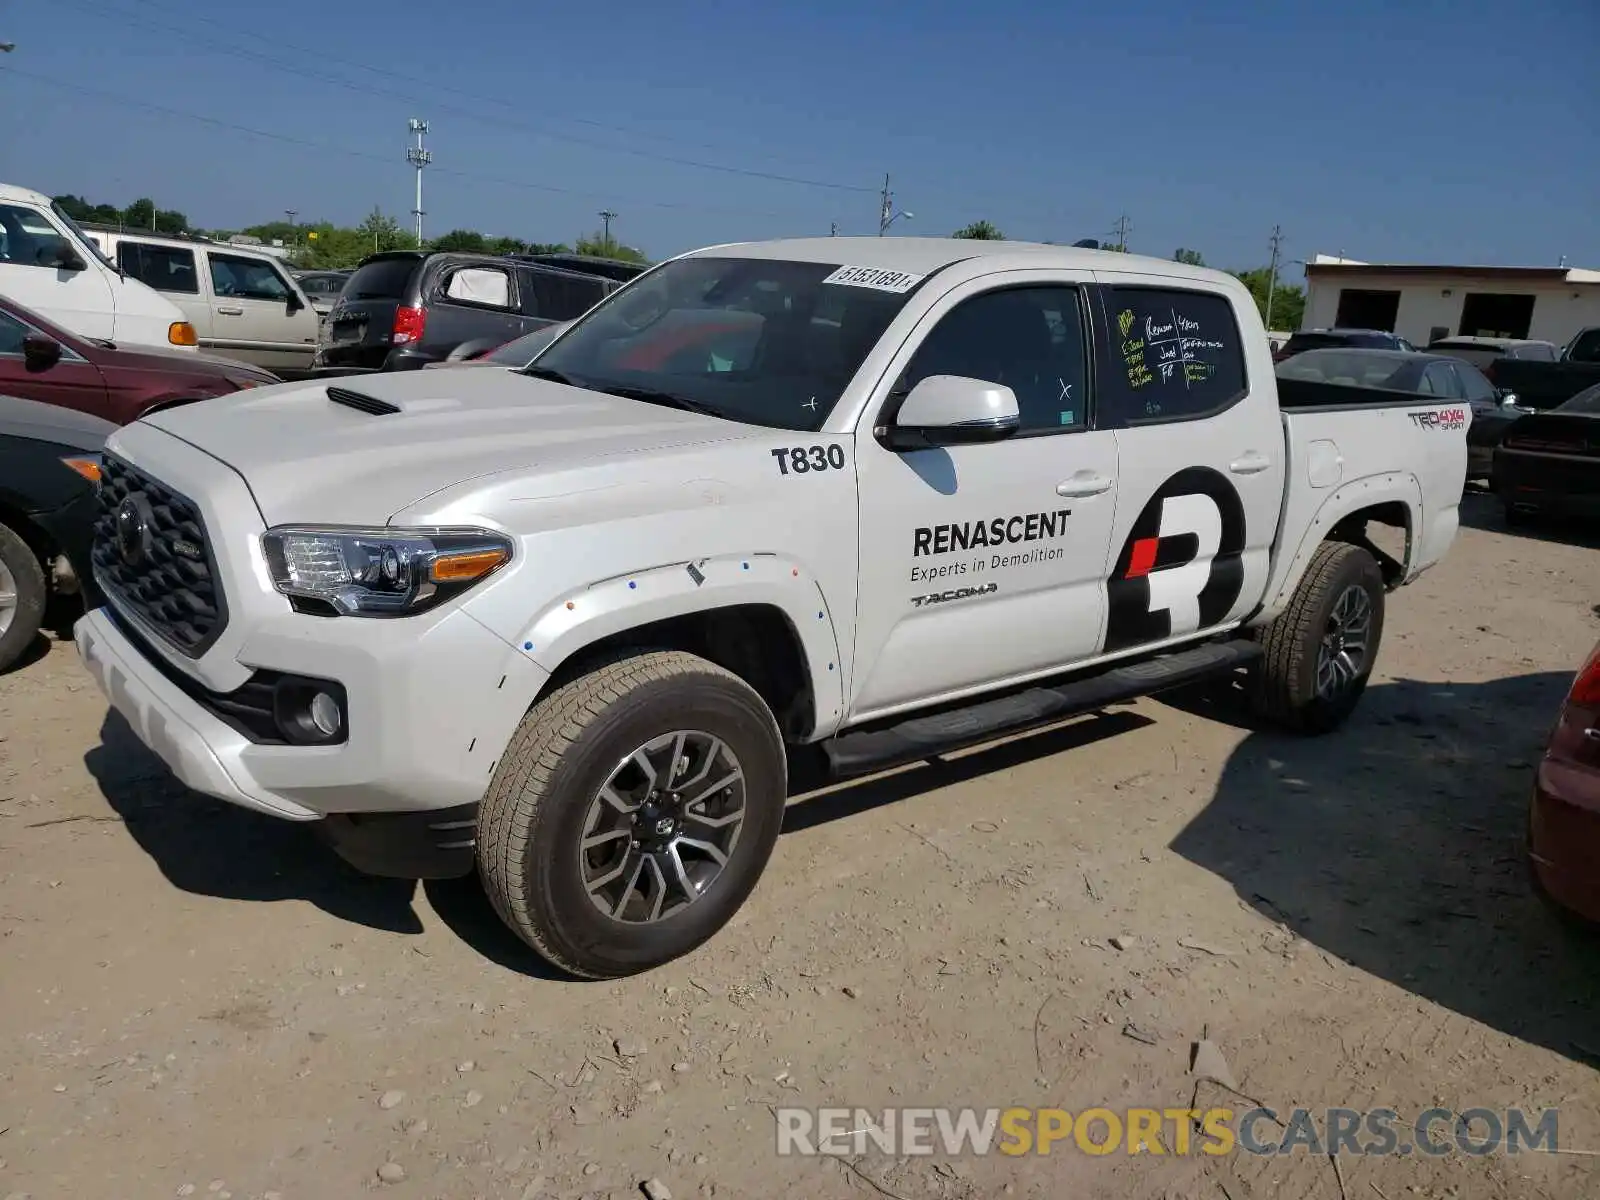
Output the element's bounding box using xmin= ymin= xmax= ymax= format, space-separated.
xmin=2 ymin=492 xmax=1598 ymax=1200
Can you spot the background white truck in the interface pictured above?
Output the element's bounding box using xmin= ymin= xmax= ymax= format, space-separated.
xmin=75 ymin=238 xmax=1465 ymax=977
xmin=0 ymin=182 xmax=198 ymax=352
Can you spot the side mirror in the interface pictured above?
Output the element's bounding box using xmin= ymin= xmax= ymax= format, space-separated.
xmin=876 ymin=375 xmax=1021 ymax=452
xmin=53 ymin=245 xmax=87 ymax=272
xmin=286 ymin=291 xmax=304 ymax=314
xmin=1497 ymin=389 xmax=1520 ymax=407
xmin=22 ymin=332 xmax=63 ymax=370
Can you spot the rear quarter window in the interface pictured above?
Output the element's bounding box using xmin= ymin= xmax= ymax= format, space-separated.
xmin=1097 ymin=286 xmax=1248 ymax=426
xmin=345 ymin=258 xmax=419 ymax=300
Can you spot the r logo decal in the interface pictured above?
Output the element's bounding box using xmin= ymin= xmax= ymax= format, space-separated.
xmin=1104 ymin=467 xmax=1246 ymax=653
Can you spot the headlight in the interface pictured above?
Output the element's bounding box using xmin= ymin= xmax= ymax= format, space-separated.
xmin=261 ymin=526 xmax=512 ymax=617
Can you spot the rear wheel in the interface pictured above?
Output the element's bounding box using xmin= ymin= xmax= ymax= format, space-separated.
xmin=1250 ymin=541 xmax=1385 ymax=734
xmin=477 ymin=650 xmax=787 ymax=978
xmin=0 ymin=521 xmax=47 ymax=674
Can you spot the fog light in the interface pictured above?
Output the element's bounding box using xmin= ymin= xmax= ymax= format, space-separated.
xmin=310 ymin=691 xmax=342 ymax=737
xmin=271 ymin=676 xmax=348 ymax=745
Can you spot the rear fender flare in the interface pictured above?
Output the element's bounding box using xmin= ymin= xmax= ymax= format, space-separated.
xmin=512 ymin=552 xmax=847 ymax=734
xmin=1255 ymin=472 xmax=1421 ymax=623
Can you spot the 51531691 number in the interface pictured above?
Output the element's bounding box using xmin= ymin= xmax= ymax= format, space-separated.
xmin=772 ymin=445 xmax=848 ymax=476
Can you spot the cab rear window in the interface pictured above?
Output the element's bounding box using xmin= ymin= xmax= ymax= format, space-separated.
xmin=1098 ymin=286 xmax=1248 ymax=425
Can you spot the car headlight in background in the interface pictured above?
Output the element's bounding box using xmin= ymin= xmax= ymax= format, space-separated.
xmin=261 ymin=526 xmax=512 ymax=616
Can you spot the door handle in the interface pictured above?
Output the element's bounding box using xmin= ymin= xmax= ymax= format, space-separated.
xmin=1229 ymin=451 xmax=1272 ymax=475
xmin=1056 ymin=472 xmax=1114 ymax=498
xmin=216 ymin=305 xmax=245 ymax=316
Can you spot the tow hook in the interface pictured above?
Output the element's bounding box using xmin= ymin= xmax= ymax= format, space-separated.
xmin=51 ymin=554 xmax=80 ymax=596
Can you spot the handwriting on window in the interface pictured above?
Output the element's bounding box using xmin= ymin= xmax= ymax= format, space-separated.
xmin=1118 ymin=306 xmax=1226 ymax=391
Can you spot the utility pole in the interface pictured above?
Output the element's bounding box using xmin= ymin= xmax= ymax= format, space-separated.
xmin=1265 ymin=224 xmax=1284 ymax=331
xmin=406 ymin=118 xmax=431 ymax=248
xmin=598 ymin=209 xmax=617 ymax=249
xmin=1108 ymin=214 xmax=1131 ymax=252
xmin=877 ymin=174 xmax=912 ymax=235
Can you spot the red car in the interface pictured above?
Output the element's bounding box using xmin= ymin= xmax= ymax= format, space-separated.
xmin=0 ymin=293 xmax=279 ymax=426
xmin=1530 ymin=640 xmax=1600 ymax=923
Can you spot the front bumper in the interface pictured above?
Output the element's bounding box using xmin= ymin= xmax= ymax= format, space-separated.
xmin=76 ymin=598 xmax=547 ymax=823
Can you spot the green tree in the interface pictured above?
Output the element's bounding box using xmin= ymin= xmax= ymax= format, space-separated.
xmin=575 ymin=232 xmax=647 ymax=263
xmin=952 ymin=220 xmax=1005 ymax=240
xmin=1173 ymin=248 xmax=1206 ymax=266
xmin=53 ymin=194 xmax=123 ymax=224
xmin=355 ymin=207 xmax=408 ymax=256
xmin=1231 ymin=267 xmax=1305 ymax=332
xmin=486 ymin=235 xmax=528 ymax=255
xmin=430 ymin=229 xmax=489 ymax=253
xmin=119 ymin=197 xmax=189 ymax=235
xmin=523 ymin=241 xmax=570 ymax=255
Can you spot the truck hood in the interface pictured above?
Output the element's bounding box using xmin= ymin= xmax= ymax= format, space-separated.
xmin=139 ymin=368 xmax=764 ymax=526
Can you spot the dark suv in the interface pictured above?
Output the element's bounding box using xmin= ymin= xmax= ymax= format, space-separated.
xmin=314 ymin=251 xmax=621 ymax=371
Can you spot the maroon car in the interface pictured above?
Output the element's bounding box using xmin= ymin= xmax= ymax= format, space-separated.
xmin=1530 ymin=640 xmax=1600 ymax=923
xmin=0 ymin=293 xmax=279 ymax=426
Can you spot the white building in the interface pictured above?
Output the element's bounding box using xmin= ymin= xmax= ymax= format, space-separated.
xmin=1301 ymin=256 xmax=1600 ymax=348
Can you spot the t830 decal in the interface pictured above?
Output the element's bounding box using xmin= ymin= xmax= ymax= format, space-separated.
xmin=771 ymin=444 xmax=847 ymax=475
xmin=1104 ymin=466 xmax=1246 ymax=653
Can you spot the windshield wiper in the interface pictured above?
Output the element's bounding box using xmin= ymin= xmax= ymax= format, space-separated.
xmin=601 ymin=385 xmax=723 ymax=418
xmin=521 ymin=364 xmax=581 ymax=386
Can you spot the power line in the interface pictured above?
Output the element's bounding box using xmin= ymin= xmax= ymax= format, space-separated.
xmin=7 ymin=67 xmax=806 ymax=223
xmin=61 ymin=0 xmax=876 ymax=195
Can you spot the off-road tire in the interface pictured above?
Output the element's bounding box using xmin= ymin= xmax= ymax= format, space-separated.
xmin=0 ymin=521 xmax=47 ymax=674
xmin=1249 ymin=540 xmax=1385 ymax=734
xmin=477 ymin=650 xmax=787 ymax=979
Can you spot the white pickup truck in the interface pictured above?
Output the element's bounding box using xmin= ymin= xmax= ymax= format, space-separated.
xmin=75 ymin=239 xmax=1466 ymax=977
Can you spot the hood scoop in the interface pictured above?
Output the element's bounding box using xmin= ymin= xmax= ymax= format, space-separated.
xmin=327 ymin=385 xmax=401 ymax=416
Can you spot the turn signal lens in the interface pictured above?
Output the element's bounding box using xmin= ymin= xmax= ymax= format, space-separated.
xmin=430 ymin=547 xmax=510 ymax=583
xmin=168 ymin=321 xmax=198 ymax=346
xmin=61 ymin=455 xmax=102 ymax=484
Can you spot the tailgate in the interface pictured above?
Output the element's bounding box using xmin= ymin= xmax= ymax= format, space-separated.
xmin=321 ymin=297 xmax=396 ymax=352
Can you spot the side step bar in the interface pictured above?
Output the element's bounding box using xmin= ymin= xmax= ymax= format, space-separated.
xmin=822 ymin=638 xmax=1261 ymax=780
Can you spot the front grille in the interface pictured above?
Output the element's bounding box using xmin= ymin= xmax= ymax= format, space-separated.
xmin=91 ymin=454 xmax=227 ymax=658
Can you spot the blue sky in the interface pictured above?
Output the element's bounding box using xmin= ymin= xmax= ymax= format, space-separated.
xmin=7 ymin=0 xmax=1598 ymax=275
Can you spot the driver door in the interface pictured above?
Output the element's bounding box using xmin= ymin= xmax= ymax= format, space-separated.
xmin=849 ymin=272 xmax=1122 ymax=719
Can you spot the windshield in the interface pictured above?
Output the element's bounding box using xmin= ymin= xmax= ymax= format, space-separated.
xmin=1276 ymin=349 xmax=1422 ymax=390
xmin=526 ymin=256 xmax=926 ymax=431
xmin=49 ymin=201 xmax=118 ymax=271
xmin=1566 ymin=328 xmax=1600 ymax=364
xmin=485 ymin=322 xmax=569 ymax=366
xmin=1556 ymin=382 xmax=1600 ymax=414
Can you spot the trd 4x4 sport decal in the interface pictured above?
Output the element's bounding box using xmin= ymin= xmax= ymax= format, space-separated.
xmin=1104 ymin=466 xmax=1246 ymax=653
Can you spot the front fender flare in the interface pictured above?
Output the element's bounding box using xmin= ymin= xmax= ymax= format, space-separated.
xmin=512 ymin=551 xmax=847 ymax=736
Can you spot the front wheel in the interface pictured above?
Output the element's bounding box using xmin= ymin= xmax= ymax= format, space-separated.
xmin=1249 ymin=541 xmax=1386 ymax=734
xmin=0 ymin=521 xmax=47 ymax=674
xmin=477 ymin=650 xmax=787 ymax=978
